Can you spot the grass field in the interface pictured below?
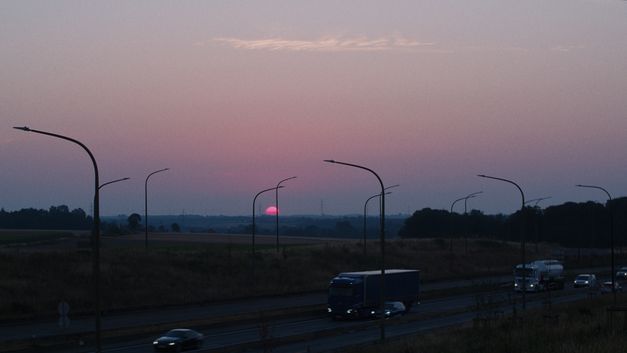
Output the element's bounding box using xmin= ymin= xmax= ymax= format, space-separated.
xmin=0 ymin=234 xmax=618 ymax=322
xmin=347 ymin=294 xmax=627 ymax=353
xmin=0 ymin=230 xmax=76 ymax=245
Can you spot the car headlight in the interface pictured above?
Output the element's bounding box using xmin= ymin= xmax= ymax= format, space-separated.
xmin=153 ymin=341 xmax=158 ymax=345
xmin=168 ymin=342 xmax=176 ymax=346
xmin=584 ymin=281 xmax=589 ymax=284
xmin=346 ymin=309 xmax=353 ymax=314
xmin=530 ymin=284 xmax=534 ymax=287
xmin=328 ymin=307 xmax=332 ymax=313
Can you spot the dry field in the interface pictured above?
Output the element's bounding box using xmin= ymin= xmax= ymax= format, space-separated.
xmin=0 ymin=230 xmax=611 ymax=324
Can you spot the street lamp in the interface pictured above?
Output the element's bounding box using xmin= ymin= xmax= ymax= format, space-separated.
xmin=364 ymin=191 xmax=392 ymax=255
xmin=478 ymin=174 xmax=527 ymax=311
xmin=99 ymin=177 xmax=130 ymax=190
xmin=275 ymin=176 xmax=297 ymax=252
xmin=576 ymin=184 xmax=615 ymax=304
xmin=363 ymin=184 xmax=398 ymax=255
xmin=13 ymin=126 xmax=103 ymax=353
xmin=253 ymin=186 xmax=284 ymax=256
xmin=145 ymin=168 xmax=169 ymax=249
xmin=524 ymin=197 xmax=551 ymax=252
xmin=451 ymin=191 xmax=482 ymax=253
xmin=324 ymin=159 xmax=387 ymax=342
xmin=525 ymin=196 xmax=551 ymax=207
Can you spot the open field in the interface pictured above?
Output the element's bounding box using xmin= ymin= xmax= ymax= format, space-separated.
xmin=0 ymin=231 xmax=621 ymax=324
xmin=347 ymin=293 xmax=627 ymax=353
xmin=0 ymin=230 xmax=79 ymax=246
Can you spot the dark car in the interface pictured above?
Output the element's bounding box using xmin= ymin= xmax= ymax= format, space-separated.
xmin=153 ymin=329 xmax=203 ymax=352
xmin=369 ymin=301 xmax=407 ymax=319
xmin=600 ymin=281 xmax=623 ymax=294
xmin=573 ymin=274 xmax=597 ymax=288
xmin=616 ymin=267 xmax=627 ymax=280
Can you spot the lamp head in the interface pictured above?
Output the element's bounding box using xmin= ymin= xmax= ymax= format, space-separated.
xmin=13 ymin=126 xmax=31 ymax=132
xmin=323 ymin=159 xmax=336 ymax=163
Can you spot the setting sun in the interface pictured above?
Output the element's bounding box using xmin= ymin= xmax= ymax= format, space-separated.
xmin=265 ymin=206 xmax=279 ymax=216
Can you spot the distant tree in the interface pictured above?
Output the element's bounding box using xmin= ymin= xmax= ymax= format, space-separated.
xmin=335 ymin=220 xmax=356 ymax=236
xmin=127 ymin=213 xmax=141 ymax=232
xmin=102 ymin=221 xmax=122 ymax=235
xmin=158 ymin=225 xmax=166 ymax=232
xmin=171 ymin=223 xmax=181 ymax=232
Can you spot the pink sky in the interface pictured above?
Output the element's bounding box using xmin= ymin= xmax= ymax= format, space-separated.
xmin=1 ymin=1 xmax=627 ymax=216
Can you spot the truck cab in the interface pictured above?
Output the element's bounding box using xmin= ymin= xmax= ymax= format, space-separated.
xmin=514 ymin=259 xmax=564 ymax=292
xmin=327 ymin=275 xmax=367 ymax=318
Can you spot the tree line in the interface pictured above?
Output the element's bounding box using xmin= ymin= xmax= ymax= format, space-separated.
xmin=0 ymin=205 xmax=91 ymax=230
xmin=0 ymin=206 xmax=182 ymax=234
xmin=399 ymin=197 xmax=627 ymax=248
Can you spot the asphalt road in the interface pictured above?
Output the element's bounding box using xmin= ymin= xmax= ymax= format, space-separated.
xmin=4 ymin=269 xmax=610 ymax=353
xmin=46 ymin=286 xmax=595 ymax=353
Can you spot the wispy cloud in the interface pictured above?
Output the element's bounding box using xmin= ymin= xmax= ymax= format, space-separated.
xmin=209 ymin=35 xmax=437 ymax=52
xmin=550 ymin=44 xmax=585 ymax=53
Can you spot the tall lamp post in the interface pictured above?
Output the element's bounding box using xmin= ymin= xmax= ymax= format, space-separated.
xmin=451 ymin=191 xmax=482 ymax=253
xmin=524 ymin=197 xmax=551 ymax=252
xmin=99 ymin=177 xmax=130 ymax=190
xmin=576 ymin=184 xmax=615 ymax=304
xmin=450 ymin=191 xmax=482 ymax=215
xmin=275 ymin=176 xmax=296 ymax=252
xmin=478 ymin=174 xmax=526 ymax=311
xmin=363 ymin=191 xmax=392 ymax=255
xmin=253 ymin=186 xmax=283 ymax=256
xmin=13 ymin=126 xmax=103 ymax=353
xmin=324 ymin=159 xmax=387 ymax=342
xmin=145 ymin=168 xmax=169 ymax=249
xmin=363 ymin=184 xmax=398 ymax=255
xmin=525 ymin=196 xmax=551 ymax=208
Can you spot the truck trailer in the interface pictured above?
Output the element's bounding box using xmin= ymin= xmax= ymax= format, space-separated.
xmin=327 ymin=269 xmax=420 ymax=319
xmin=514 ymin=259 xmax=564 ymax=292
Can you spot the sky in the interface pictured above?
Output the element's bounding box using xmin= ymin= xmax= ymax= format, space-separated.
xmin=1 ymin=0 xmax=627 ymax=217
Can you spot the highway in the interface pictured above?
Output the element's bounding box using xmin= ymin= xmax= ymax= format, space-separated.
xmin=35 ymin=286 xmax=595 ymax=353
xmin=3 ymin=269 xmax=607 ymax=353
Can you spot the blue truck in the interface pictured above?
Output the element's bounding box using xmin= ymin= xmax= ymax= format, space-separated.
xmin=327 ymin=269 xmax=420 ymax=319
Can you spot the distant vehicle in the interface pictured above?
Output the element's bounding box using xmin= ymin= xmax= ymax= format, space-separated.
xmin=153 ymin=329 xmax=203 ymax=352
xmin=616 ymin=267 xmax=627 ymax=280
xmin=573 ymin=274 xmax=598 ymax=288
xmin=369 ymin=301 xmax=406 ymax=318
xmin=514 ymin=259 xmax=564 ymax=292
xmin=600 ymin=281 xmax=623 ymax=294
xmin=327 ymin=269 xmax=420 ymax=319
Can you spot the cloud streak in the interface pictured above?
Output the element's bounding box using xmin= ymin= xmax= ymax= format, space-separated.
xmin=211 ymin=35 xmax=436 ymax=52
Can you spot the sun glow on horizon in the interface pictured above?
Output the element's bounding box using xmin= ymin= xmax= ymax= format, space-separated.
xmin=265 ymin=206 xmax=279 ymax=216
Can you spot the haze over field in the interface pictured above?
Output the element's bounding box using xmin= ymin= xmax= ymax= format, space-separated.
xmin=1 ymin=1 xmax=627 ymax=216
